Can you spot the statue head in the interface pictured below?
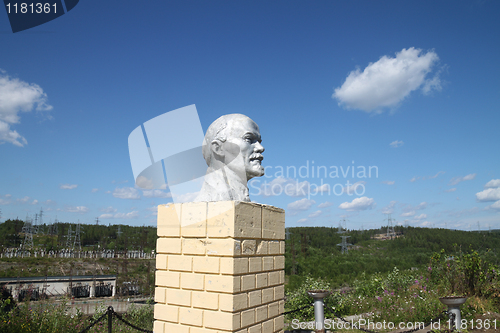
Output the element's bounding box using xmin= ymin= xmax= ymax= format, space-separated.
xmin=196 ymin=114 xmax=264 ymax=202
xmin=202 ymin=114 xmax=265 ymax=182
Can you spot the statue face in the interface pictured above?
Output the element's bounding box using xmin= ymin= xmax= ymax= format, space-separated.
xmin=223 ymin=117 xmax=265 ymax=181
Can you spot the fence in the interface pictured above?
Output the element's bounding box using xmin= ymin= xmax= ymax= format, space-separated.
xmin=78 ymin=306 xmax=152 ymax=333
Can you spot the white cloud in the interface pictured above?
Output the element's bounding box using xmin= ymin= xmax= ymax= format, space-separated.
xmin=390 ymin=140 xmax=404 ymax=148
xmin=401 ymin=211 xmax=415 ymax=217
xmin=381 ymin=200 xmax=397 ymax=214
xmin=287 ymin=198 xmax=316 ymax=211
xmin=136 ymin=176 xmax=154 ymax=189
xmin=142 ymin=190 xmax=172 ymax=198
xmin=31 ymin=199 xmax=38 ymax=205
xmin=114 ymin=211 xmax=139 ymax=219
xmin=91 ymin=188 xmax=99 ymax=193
xmin=60 ymin=184 xmax=78 ymax=190
xmin=485 ymin=179 xmax=500 ymax=188
xmin=445 ymin=188 xmax=457 ymax=193
xmin=315 ymin=184 xmax=330 ymax=193
xmin=338 ymin=197 xmax=376 ymax=211
xmin=60 ymin=206 xmax=89 ymax=214
xmin=297 ymin=218 xmax=307 ymax=223
xmin=308 ymin=210 xmax=322 ymax=218
xmin=17 ymin=196 xmax=30 ymax=203
xmin=382 ymin=180 xmax=395 ymax=185
xmin=318 ymin=201 xmax=333 ymax=208
xmin=343 ymin=181 xmax=366 ymax=195
xmin=113 ymin=187 xmax=140 ymax=200
xmin=487 ymin=201 xmax=500 ymax=211
xmin=414 ymin=213 xmax=427 ymax=220
xmin=449 ymin=173 xmax=476 ymax=186
xmin=100 ymin=206 xmax=117 ymax=213
xmin=0 ymin=69 xmax=52 ymax=146
xmin=333 ymin=47 xmax=440 ymax=112
xmin=410 ymin=171 xmax=445 ymax=182
xmin=476 ymin=187 xmax=500 ymax=202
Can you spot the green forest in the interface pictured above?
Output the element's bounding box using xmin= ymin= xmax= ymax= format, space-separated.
xmin=0 ymin=219 xmax=157 ymax=252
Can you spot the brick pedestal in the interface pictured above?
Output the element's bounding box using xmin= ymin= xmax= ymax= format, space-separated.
xmin=154 ymin=201 xmax=285 ymax=333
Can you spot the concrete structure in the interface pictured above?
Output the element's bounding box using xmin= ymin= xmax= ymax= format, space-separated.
xmin=0 ymin=275 xmax=116 ymax=300
xmin=154 ymin=201 xmax=285 ymax=333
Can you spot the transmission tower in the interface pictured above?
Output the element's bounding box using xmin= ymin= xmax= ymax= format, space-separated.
xmin=21 ymin=215 xmax=34 ymax=250
xmin=74 ymin=222 xmax=82 ymax=250
xmin=95 ymin=217 xmax=99 ymax=225
xmin=66 ymin=224 xmax=74 ymax=249
xmin=337 ymin=235 xmax=352 ymax=254
xmin=338 ymin=218 xmax=348 ymax=234
xmin=385 ymin=213 xmax=396 ymax=239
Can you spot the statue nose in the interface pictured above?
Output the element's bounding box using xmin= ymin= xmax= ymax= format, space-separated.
xmin=254 ymin=142 xmax=264 ymax=153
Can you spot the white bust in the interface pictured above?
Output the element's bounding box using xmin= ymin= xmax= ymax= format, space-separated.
xmin=195 ymin=114 xmax=265 ymax=202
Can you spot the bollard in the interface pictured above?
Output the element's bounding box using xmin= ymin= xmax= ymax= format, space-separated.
xmin=439 ymin=297 xmax=467 ymax=331
xmin=307 ymin=290 xmax=331 ymax=333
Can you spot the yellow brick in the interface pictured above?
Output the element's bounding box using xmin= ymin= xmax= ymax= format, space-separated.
xmin=262 ymin=287 xmax=274 ymax=304
xmin=206 ymin=239 xmax=241 ymax=256
xmin=268 ymin=241 xmax=280 ymax=255
xmin=248 ymin=257 xmax=262 ymax=273
xmin=203 ymin=311 xmax=240 ymax=331
xmin=241 ymin=308 xmax=255 ymax=328
xmin=205 ymin=275 xmax=240 ymax=293
xmin=157 ymin=204 xmax=181 ymax=237
xmin=154 ymin=287 xmax=166 ymax=303
xmin=153 ymin=320 xmax=164 ymax=333
xmin=279 ymin=300 xmax=284 ymax=314
xmin=157 ymin=238 xmax=182 ymax=254
xmin=256 ymin=273 xmax=268 ymax=289
xmin=167 ymin=255 xmax=193 ymax=271
xmin=219 ymin=293 xmax=248 ymax=312
xmin=181 ymin=238 xmax=206 ymax=255
xmin=179 ymin=307 xmax=203 ymax=327
xmin=274 ymin=315 xmax=284 ymax=331
xmin=207 ymin=201 xmax=235 ymax=238
xmin=220 ymin=257 xmax=248 ymax=275
xmin=193 ymin=256 xmax=220 ymax=274
xmin=181 ymin=202 xmax=207 ymax=236
xmin=241 ymin=240 xmax=256 ymax=255
xmin=248 ymin=290 xmax=262 ymax=307
xmin=262 ymin=319 xmax=274 ymax=332
xmin=256 ymin=304 xmax=268 ymax=322
xmin=248 ymin=323 xmax=262 ymax=333
xmin=262 ymin=205 xmax=285 ymax=240
xmin=180 ymin=272 xmax=204 ymax=290
xmin=274 ymin=256 xmax=285 ymax=270
xmin=262 ymin=257 xmax=274 ymax=271
xmin=268 ymin=301 xmax=279 ymax=318
xmin=256 ymin=240 xmax=268 ymax=255
xmin=279 ymin=270 xmax=285 ymax=284
xmin=274 ymin=285 xmax=284 ymax=301
xmin=166 ymin=288 xmax=191 ymax=307
xmin=154 ymin=303 xmax=178 ymax=323
xmin=156 ymin=271 xmax=180 ymax=288
xmin=192 ymin=290 xmax=218 ymax=310
xmin=163 ymin=322 xmax=189 ymax=333
xmin=268 ymin=271 xmax=280 ymax=286
xmin=241 ymin=274 xmax=256 ymax=291
xmin=190 ymin=327 xmax=221 ymax=333
xmin=156 ymin=254 xmax=168 ymax=269
xmin=235 ymin=201 xmax=262 ymax=239
xmin=279 ymin=241 xmax=285 ymax=254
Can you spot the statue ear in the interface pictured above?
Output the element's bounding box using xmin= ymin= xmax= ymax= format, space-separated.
xmin=211 ymin=140 xmax=224 ymax=157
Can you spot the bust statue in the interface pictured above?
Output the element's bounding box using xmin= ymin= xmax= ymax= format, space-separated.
xmin=195 ymin=114 xmax=265 ymax=202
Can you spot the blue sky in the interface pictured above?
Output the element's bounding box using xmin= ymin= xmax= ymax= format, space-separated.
xmin=1 ymin=1 xmax=499 ymax=230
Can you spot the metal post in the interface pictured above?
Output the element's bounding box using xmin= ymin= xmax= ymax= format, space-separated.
xmin=108 ymin=306 xmax=113 ymax=333
xmin=307 ymin=290 xmax=331 ymax=333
